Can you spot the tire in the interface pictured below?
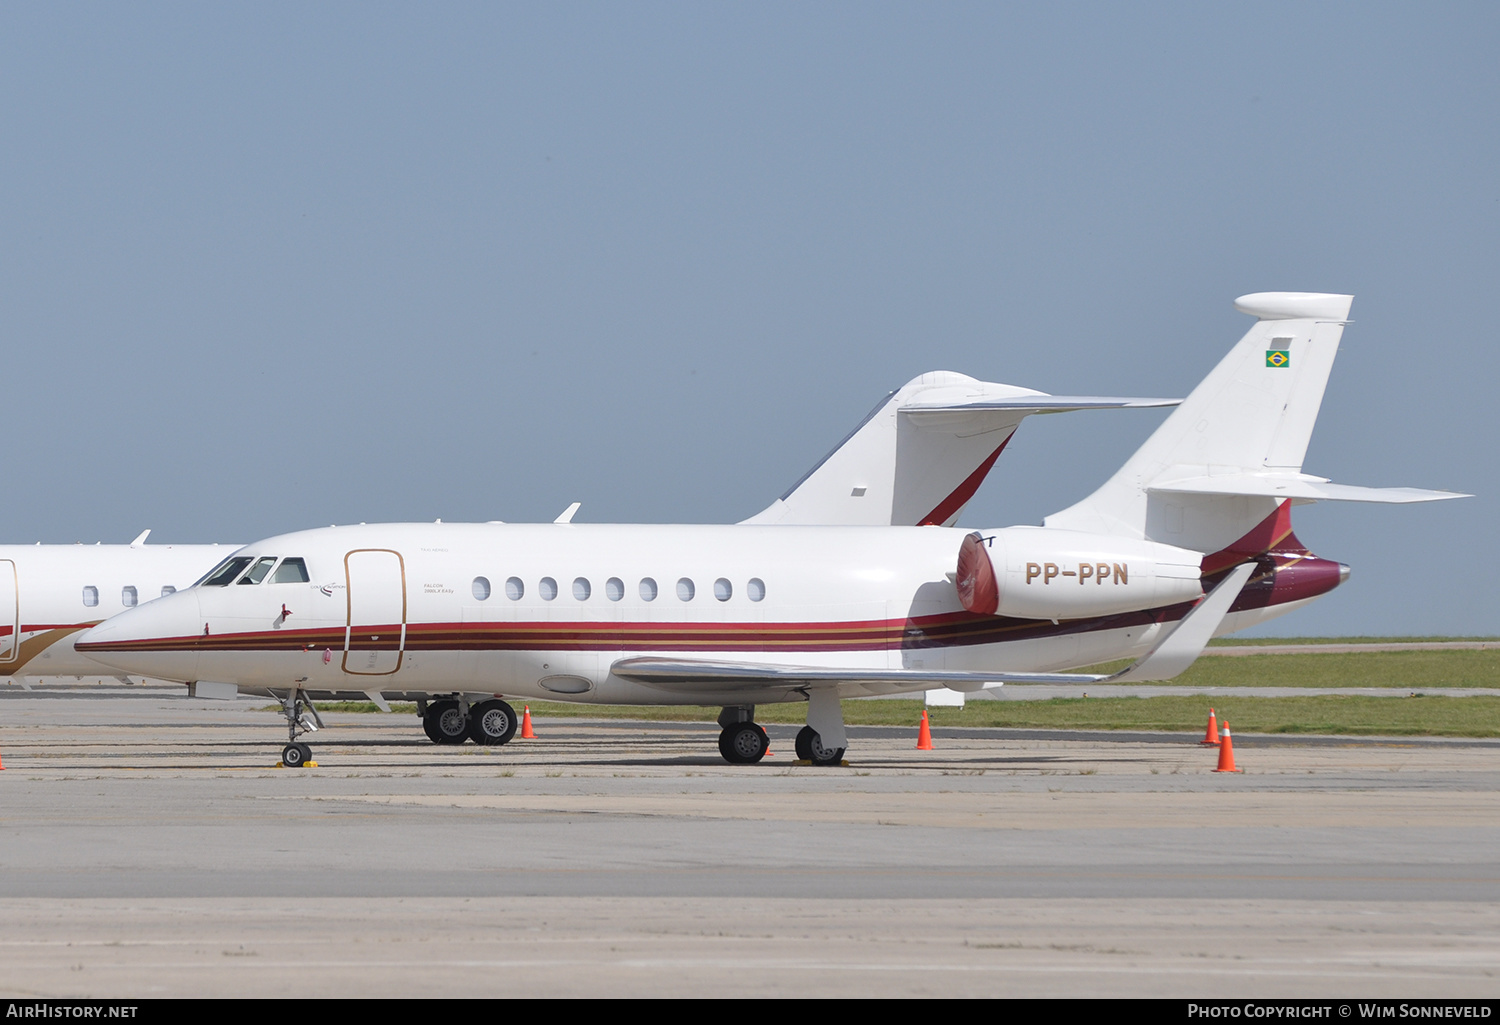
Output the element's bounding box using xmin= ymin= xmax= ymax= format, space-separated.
xmin=806 ymin=729 xmax=845 ymax=767
xmin=718 ymin=722 xmax=768 ymax=764
xmin=428 ymin=700 xmax=470 ymax=745
xmin=422 ymin=712 xmax=443 ymax=744
xmin=795 ymin=725 xmax=815 ymax=761
xmin=468 ymin=700 xmax=518 ymax=745
xmin=283 ymin=742 xmax=311 ymax=768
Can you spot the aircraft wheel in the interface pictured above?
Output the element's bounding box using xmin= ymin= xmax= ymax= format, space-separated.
xmin=718 ymin=722 xmax=769 ymax=764
xmin=282 ymin=742 xmax=312 ymax=768
xmin=468 ymin=700 xmax=518 ymax=745
xmin=427 ymin=700 xmax=470 ymax=745
xmin=422 ymin=713 xmax=444 ymax=744
xmin=795 ymin=725 xmax=815 ymax=761
xmin=805 ymin=728 xmax=845 ymax=767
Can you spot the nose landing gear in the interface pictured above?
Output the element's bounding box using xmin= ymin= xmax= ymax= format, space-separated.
xmin=274 ymin=688 xmax=324 ymax=768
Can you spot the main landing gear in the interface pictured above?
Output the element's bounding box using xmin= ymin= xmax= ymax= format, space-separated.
xmin=274 ymin=688 xmax=324 ymax=768
xmin=418 ymin=697 xmax=519 ymax=746
xmin=715 ymin=702 xmax=848 ymax=766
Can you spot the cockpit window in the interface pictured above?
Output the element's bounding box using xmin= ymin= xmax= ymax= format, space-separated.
xmin=239 ymin=557 xmax=278 ymax=584
xmin=272 ymin=558 xmax=309 ymax=583
xmin=201 ymin=557 xmax=254 ymax=587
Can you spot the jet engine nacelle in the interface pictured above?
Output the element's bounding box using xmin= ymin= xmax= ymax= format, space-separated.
xmin=954 ymin=527 xmax=1204 ymax=620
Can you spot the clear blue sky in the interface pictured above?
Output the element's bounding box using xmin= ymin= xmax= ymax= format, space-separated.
xmin=1 ymin=3 xmax=1493 ymax=635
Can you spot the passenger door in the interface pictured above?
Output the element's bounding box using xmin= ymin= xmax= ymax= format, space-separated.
xmin=343 ymin=549 xmax=406 ymax=676
xmin=0 ymin=560 xmax=17 ymax=664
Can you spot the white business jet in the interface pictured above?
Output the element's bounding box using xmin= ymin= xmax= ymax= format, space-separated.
xmin=0 ymin=532 xmax=233 ymax=685
xmin=0 ymin=372 xmax=1148 ymax=694
xmin=77 ymin=293 xmax=1467 ymax=767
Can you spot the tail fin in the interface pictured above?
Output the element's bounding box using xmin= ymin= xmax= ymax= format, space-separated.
xmin=741 ymin=372 xmax=1178 ymax=526
xmin=1047 ymin=292 xmax=1466 ymax=553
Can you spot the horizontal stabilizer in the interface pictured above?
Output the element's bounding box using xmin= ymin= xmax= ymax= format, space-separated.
xmin=902 ymin=396 xmax=1180 ymax=417
xmin=744 ymin=371 xmax=1181 ymax=528
xmin=1149 ymin=474 xmax=1469 ymax=504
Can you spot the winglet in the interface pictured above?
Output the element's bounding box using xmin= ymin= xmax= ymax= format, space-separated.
xmin=129 ymin=530 xmax=151 ymax=548
xmin=553 ymin=502 xmax=581 ymax=524
xmin=1108 ymin=562 xmax=1255 ymax=682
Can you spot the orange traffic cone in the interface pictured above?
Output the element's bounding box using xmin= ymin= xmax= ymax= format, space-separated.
xmin=916 ymin=709 xmax=934 ymax=750
xmin=520 ymin=705 xmax=535 ymax=739
xmin=1213 ymin=721 xmax=1242 ymax=773
xmin=1200 ymin=708 xmax=1220 ymax=746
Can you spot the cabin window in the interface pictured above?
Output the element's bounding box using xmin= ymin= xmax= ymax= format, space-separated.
xmin=240 ymin=557 xmax=278 ymax=584
xmin=202 ymin=556 xmax=254 ymax=586
xmin=573 ymin=577 xmax=591 ymax=601
xmin=82 ymin=585 xmax=99 ymax=608
xmin=472 ymin=576 xmax=491 ymax=601
xmin=272 ymin=558 xmax=309 ymax=584
xmin=714 ymin=578 xmax=732 ymax=602
xmin=639 ymin=577 xmax=658 ymax=601
xmin=161 ymin=586 xmax=176 ymax=597
xmin=539 ymin=577 xmax=558 ymax=601
xmin=677 ymin=577 xmax=695 ymax=601
xmin=505 ymin=576 xmax=524 ymax=600
xmin=122 ymin=586 xmax=138 ymax=607
xmin=606 ymin=577 xmax=624 ymax=601
xmin=748 ymin=578 xmax=766 ymax=602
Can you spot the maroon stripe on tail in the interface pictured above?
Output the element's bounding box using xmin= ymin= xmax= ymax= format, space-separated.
xmin=918 ymin=435 xmax=1012 ymax=527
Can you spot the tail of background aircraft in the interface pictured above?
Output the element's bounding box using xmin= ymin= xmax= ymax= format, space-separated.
xmin=742 ymin=372 xmax=1178 ymax=527
xmin=1045 ymin=292 xmax=1465 ymax=557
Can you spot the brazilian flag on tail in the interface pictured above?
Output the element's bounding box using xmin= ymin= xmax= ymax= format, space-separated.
xmin=1266 ymin=349 xmax=1290 ymax=368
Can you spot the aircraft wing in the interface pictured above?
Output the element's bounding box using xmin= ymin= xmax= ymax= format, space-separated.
xmin=611 ymin=561 xmax=1256 ymax=696
xmin=609 ymin=657 xmax=1110 ymax=695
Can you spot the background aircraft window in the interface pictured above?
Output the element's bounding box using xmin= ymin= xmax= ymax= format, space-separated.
xmin=639 ymin=577 xmax=658 ymax=601
xmin=677 ymin=577 xmax=695 ymax=601
xmin=573 ymin=577 xmax=591 ymax=600
xmin=539 ymin=577 xmax=558 ymax=601
xmin=122 ymin=586 xmax=137 ymax=607
xmin=714 ymin=578 xmax=732 ymax=602
xmin=748 ymin=578 xmax=766 ymax=602
xmin=472 ymin=576 xmax=491 ymax=601
xmin=272 ymin=558 xmax=309 ymax=584
xmin=505 ymin=577 xmax=524 ymax=600
xmin=606 ymin=577 xmax=624 ymax=601
xmin=161 ymin=586 xmax=176 ymax=597
xmin=240 ymin=557 xmax=278 ymax=584
xmin=203 ymin=557 xmax=254 ymax=586
xmin=82 ymin=585 xmax=98 ymax=608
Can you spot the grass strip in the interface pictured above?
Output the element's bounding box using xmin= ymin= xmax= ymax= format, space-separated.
xmin=1077 ymin=649 xmax=1500 ymax=688
xmin=1206 ymin=636 xmax=1498 ymax=646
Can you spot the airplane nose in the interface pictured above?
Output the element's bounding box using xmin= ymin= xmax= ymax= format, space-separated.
xmin=76 ymin=590 xmax=202 ymax=683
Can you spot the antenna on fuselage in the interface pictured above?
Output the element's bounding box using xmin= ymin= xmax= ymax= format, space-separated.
xmin=553 ymin=502 xmax=581 ymax=524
